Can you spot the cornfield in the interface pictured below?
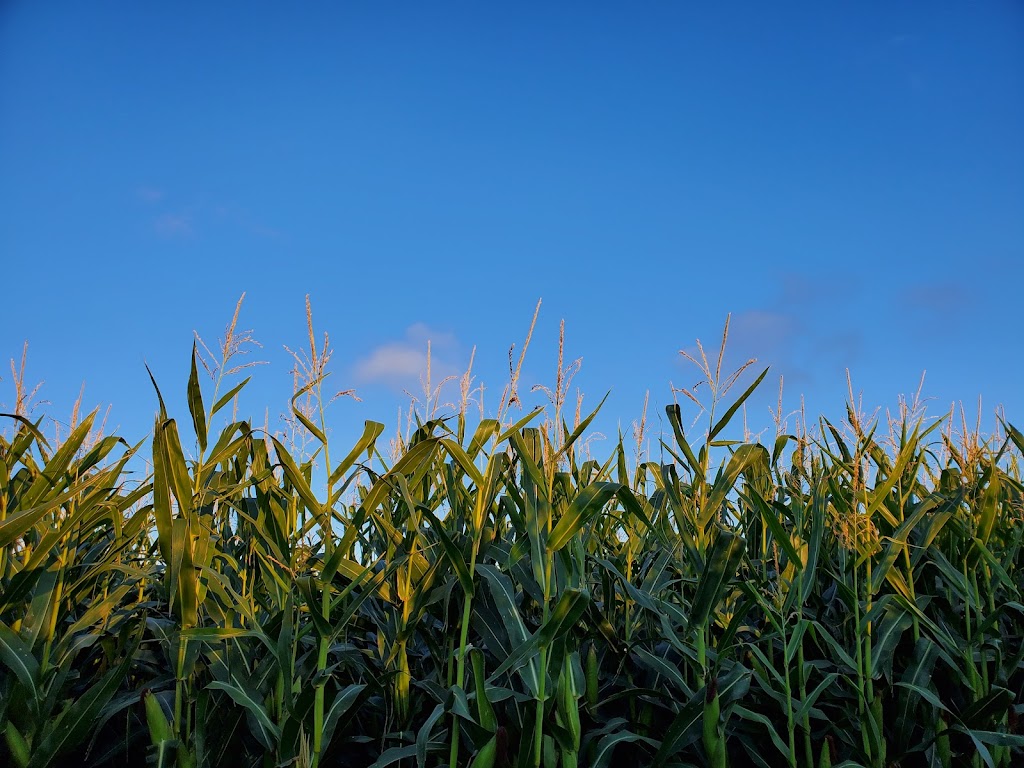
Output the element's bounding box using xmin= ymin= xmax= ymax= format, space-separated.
xmin=2 ymin=308 xmax=1022 ymax=768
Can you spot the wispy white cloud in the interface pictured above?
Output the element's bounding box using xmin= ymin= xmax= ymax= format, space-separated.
xmin=404 ymin=322 xmax=458 ymax=350
xmin=136 ymin=186 xmax=164 ymax=203
xmin=676 ymin=274 xmax=867 ymax=393
xmin=356 ymin=344 xmax=430 ymax=381
xmin=901 ymin=280 xmax=972 ymax=314
xmin=679 ymin=310 xmax=799 ymax=377
xmin=354 ymin=324 xmax=462 ymax=386
xmin=213 ymin=203 xmax=284 ymax=241
xmin=897 ymin=279 xmax=977 ymax=344
xmin=143 ymin=197 xmax=283 ymax=242
xmin=153 ymin=213 xmax=193 ymax=237
xmin=722 ymin=310 xmax=800 ymax=361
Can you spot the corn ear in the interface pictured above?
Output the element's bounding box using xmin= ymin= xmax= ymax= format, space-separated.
xmin=870 ymin=695 xmax=885 ymax=765
xmin=468 ymin=734 xmax=497 ymax=768
xmin=542 ymin=735 xmax=557 ymax=768
xmin=558 ymin=661 xmax=581 ymax=749
xmin=4 ymin=722 xmax=30 ymax=768
xmin=585 ymin=642 xmax=599 ymax=710
xmin=470 ymin=649 xmax=497 ymax=733
xmin=703 ymin=675 xmax=726 ymax=768
xmin=936 ymin=714 xmax=951 ymax=768
xmin=817 ymin=738 xmax=831 ymax=768
xmin=143 ymin=689 xmax=174 ymax=746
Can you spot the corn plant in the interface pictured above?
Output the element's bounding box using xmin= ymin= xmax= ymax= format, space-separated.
xmin=1 ymin=310 xmax=1022 ymax=767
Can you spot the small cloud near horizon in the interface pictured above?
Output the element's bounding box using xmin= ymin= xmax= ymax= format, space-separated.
xmin=354 ymin=323 xmax=463 ymax=388
xmin=675 ymin=274 xmax=869 ymax=398
xmin=678 ymin=309 xmax=807 ymax=385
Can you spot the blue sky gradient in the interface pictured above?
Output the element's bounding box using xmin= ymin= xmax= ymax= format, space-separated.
xmin=2 ymin=3 xmax=1022 ymax=452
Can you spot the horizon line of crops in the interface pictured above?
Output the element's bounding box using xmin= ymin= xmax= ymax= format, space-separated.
xmin=1 ymin=302 xmax=1023 ymax=768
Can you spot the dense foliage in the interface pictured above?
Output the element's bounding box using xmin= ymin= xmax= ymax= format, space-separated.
xmin=1 ymin=328 xmax=1022 ymax=768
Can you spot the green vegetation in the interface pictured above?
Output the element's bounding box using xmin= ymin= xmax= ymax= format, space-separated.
xmin=1 ymin=309 xmax=1022 ymax=767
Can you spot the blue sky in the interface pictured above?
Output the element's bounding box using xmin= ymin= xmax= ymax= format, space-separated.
xmin=1 ymin=3 xmax=1022 ymax=455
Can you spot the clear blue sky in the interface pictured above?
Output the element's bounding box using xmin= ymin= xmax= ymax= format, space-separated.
xmin=2 ymin=3 xmax=1022 ymax=453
